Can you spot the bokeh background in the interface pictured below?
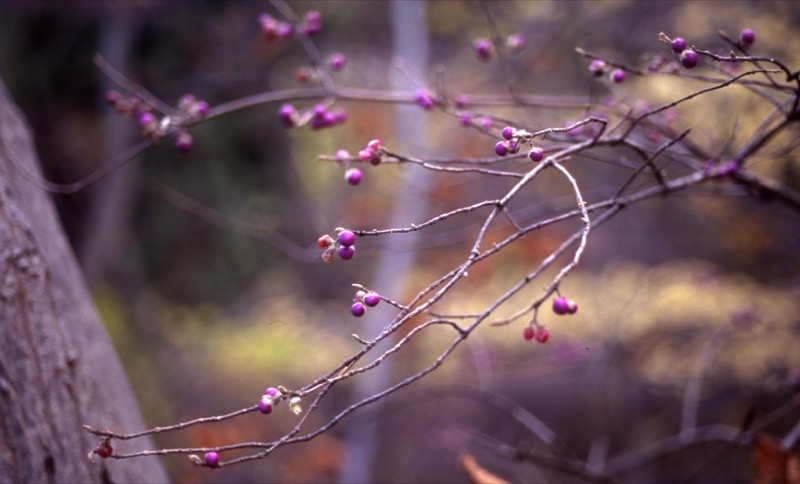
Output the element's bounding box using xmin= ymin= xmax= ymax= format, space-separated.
xmin=1 ymin=1 xmax=799 ymax=482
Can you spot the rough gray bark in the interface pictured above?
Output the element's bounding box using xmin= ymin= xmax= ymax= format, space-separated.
xmin=0 ymin=76 xmax=167 ymax=483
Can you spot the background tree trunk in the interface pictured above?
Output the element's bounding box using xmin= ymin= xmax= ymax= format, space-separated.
xmin=0 ymin=75 xmax=167 ymax=483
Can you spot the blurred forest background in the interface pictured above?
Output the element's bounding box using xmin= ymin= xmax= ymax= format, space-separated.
xmin=1 ymin=1 xmax=799 ymax=482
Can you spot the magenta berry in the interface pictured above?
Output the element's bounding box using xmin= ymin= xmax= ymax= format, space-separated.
xmin=329 ymin=53 xmax=347 ymax=71
xmin=367 ymin=139 xmax=381 ymax=151
xmin=739 ymin=28 xmax=755 ymax=47
xmin=345 ymin=168 xmax=362 ymax=186
xmin=337 ymin=230 xmax=356 ymax=247
xmin=350 ymin=302 xmax=366 ymax=317
xmin=276 ymin=23 xmax=293 ymax=40
xmin=414 ymin=89 xmax=434 ymax=110
xmin=455 ymin=94 xmax=469 ymax=109
xmin=552 ymin=296 xmax=570 ymax=315
xmin=588 ymin=59 xmax=607 ymax=77
xmin=264 ymin=387 xmax=280 ymax=397
xmin=300 ymin=10 xmax=322 ymax=37
xmin=363 ymin=292 xmax=381 ymax=307
xmin=278 ymin=104 xmax=296 ymax=128
xmin=501 ymin=126 xmax=515 ymax=140
xmin=204 ymin=452 xmax=220 ymax=468
xmin=174 ymin=131 xmax=193 ymax=153
xmin=680 ymin=49 xmax=698 ymax=69
xmin=338 ymin=245 xmax=355 ymax=260
xmin=523 ymin=326 xmax=535 ymax=341
xmin=610 ymin=68 xmax=625 ymax=83
xmin=528 ymin=146 xmax=544 ymax=162
xmin=258 ymin=399 xmax=273 ymax=414
xmin=472 ymin=38 xmax=493 ymax=61
xmin=459 ymin=114 xmax=472 ymax=126
xmin=494 ymin=141 xmax=509 ymax=157
xmin=670 ymin=37 xmax=687 ymax=53
xmin=535 ymin=327 xmax=549 ymax=343
xmin=566 ymin=300 xmax=578 ymax=314
xmin=506 ymin=33 xmax=526 ymax=53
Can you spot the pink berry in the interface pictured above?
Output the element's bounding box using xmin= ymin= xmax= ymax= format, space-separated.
xmin=494 ymin=141 xmax=508 ymax=157
xmin=345 ymin=168 xmax=362 ymax=185
xmin=739 ymin=28 xmax=755 ymax=47
xmin=138 ymin=111 xmax=155 ymax=127
xmin=367 ymin=139 xmax=381 ymax=151
xmin=552 ymin=296 xmax=570 ymax=315
xmin=337 ymin=230 xmax=356 ymax=247
xmin=204 ymin=452 xmax=220 ymax=468
xmin=459 ymin=114 xmax=472 ymax=126
xmin=535 ymin=327 xmax=549 ymax=343
xmin=566 ymin=300 xmax=578 ymax=314
xmin=258 ymin=399 xmax=273 ymax=414
xmin=671 ymin=37 xmax=687 ymax=53
xmin=276 ymin=23 xmax=293 ymax=40
xmin=278 ymin=104 xmax=296 ymax=128
xmin=472 ymin=38 xmax=493 ymax=62
xmin=455 ymin=94 xmax=469 ymax=109
xmin=350 ymin=302 xmax=366 ymax=317
xmin=680 ymin=50 xmax=698 ymax=69
xmin=174 ymin=131 xmax=193 ymax=153
xmin=588 ymin=59 xmax=607 ymax=77
xmin=263 ymin=387 xmax=280 ymax=397
xmin=363 ymin=293 xmax=381 ymax=307
xmin=501 ymin=126 xmax=515 ymax=140
xmin=506 ymin=33 xmax=526 ymax=53
xmin=329 ymin=53 xmax=347 ymax=71
xmin=338 ymin=245 xmax=355 ymax=260
xmin=610 ymin=69 xmax=625 ymax=83
xmin=414 ymin=89 xmax=434 ymax=110
xmin=528 ymin=147 xmax=544 ymax=162
xmin=523 ymin=326 xmax=535 ymax=341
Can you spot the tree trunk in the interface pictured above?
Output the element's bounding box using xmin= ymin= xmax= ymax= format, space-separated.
xmin=0 ymin=76 xmax=167 ymax=483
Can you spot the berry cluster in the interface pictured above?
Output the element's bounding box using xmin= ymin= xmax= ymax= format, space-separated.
xmin=318 ymin=229 xmax=358 ymax=262
xmin=471 ymin=33 xmax=526 ymax=62
xmin=523 ymin=324 xmax=549 ymax=343
xmin=106 ymin=91 xmax=209 ymax=152
xmin=277 ymin=103 xmax=347 ymax=131
xmin=552 ymin=296 xmax=578 ymax=315
xmin=494 ymin=126 xmax=545 ymax=162
xmin=586 ymin=60 xmax=626 ymax=84
xmin=258 ymin=386 xmax=282 ymax=414
xmin=258 ymin=13 xmax=293 ymax=42
xmin=350 ymin=289 xmax=381 ymax=318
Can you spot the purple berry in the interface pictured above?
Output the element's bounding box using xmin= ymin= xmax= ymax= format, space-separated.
xmin=588 ymin=59 xmax=607 ymax=77
xmin=610 ymin=68 xmax=625 ymax=83
xmin=459 ymin=114 xmax=472 ymax=126
xmin=278 ymin=104 xmax=295 ymax=128
xmin=258 ymin=399 xmax=273 ymax=414
xmin=506 ymin=33 xmax=526 ymax=53
xmin=566 ymin=300 xmax=578 ymax=314
xmin=337 ymin=230 xmax=356 ymax=247
xmin=300 ymin=10 xmax=322 ymax=37
xmin=552 ymin=296 xmax=570 ymax=315
xmin=739 ymin=28 xmax=755 ymax=47
xmin=501 ymin=126 xmax=515 ymax=140
xmin=680 ymin=49 xmax=698 ymax=69
xmin=671 ymin=37 xmax=687 ymax=53
xmin=414 ymin=89 xmax=434 ymax=110
xmin=494 ymin=141 xmax=508 ymax=157
xmin=174 ymin=131 xmax=193 ymax=153
xmin=363 ymin=292 xmax=381 ymax=307
xmin=194 ymin=100 xmax=209 ymax=118
xmin=263 ymin=387 xmax=280 ymax=397
xmin=478 ymin=117 xmax=492 ymax=130
xmin=472 ymin=38 xmax=493 ymax=61
xmin=455 ymin=94 xmax=469 ymax=109
xmin=367 ymin=139 xmax=381 ymax=151
xmin=204 ymin=452 xmax=220 ymax=468
xmin=138 ymin=111 xmax=155 ymax=126
xmin=276 ymin=23 xmax=293 ymax=40
xmin=338 ymin=245 xmax=355 ymax=260
xmin=350 ymin=302 xmax=366 ymax=317
xmin=528 ymin=147 xmax=544 ymax=162
xmin=329 ymin=53 xmax=347 ymax=71
xmin=345 ymin=168 xmax=362 ymax=185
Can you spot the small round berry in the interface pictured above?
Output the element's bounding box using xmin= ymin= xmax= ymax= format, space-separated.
xmin=501 ymin=126 xmax=515 ymax=140
xmin=138 ymin=111 xmax=155 ymax=127
xmin=363 ymin=293 xmax=381 ymax=307
xmin=478 ymin=117 xmax=493 ymax=130
xmin=264 ymin=387 xmax=280 ymax=397
xmin=671 ymin=37 xmax=687 ymax=53
xmin=506 ymin=33 xmax=526 ymax=53
xmin=455 ymin=94 xmax=469 ymax=109
xmin=565 ymin=300 xmax=578 ymax=315
xmin=276 ymin=23 xmax=293 ymax=40
xmin=680 ymin=49 xmax=698 ymax=69
xmin=345 ymin=168 xmax=362 ymax=186
xmin=739 ymin=28 xmax=755 ymax=47
xmin=93 ymin=441 xmax=113 ymax=459
xmin=350 ymin=302 xmax=366 ymax=317
xmin=204 ymin=452 xmax=220 ymax=468
xmin=414 ymin=89 xmax=434 ymax=110
xmin=300 ymin=10 xmax=322 ymax=37
xmin=367 ymin=139 xmax=381 ymax=151
xmin=528 ymin=147 xmax=544 ymax=162
xmin=494 ymin=141 xmax=509 ymax=157
xmin=194 ymin=100 xmax=209 ymax=118
xmin=472 ymin=38 xmax=493 ymax=61
xmin=523 ymin=326 xmax=535 ymax=341
xmin=588 ymin=59 xmax=607 ymax=77
xmin=278 ymin=104 xmax=296 ymax=128
xmin=174 ymin=131 xmax=193 ymax=153
xmin=354 ymin=290 xmax=366 ymax=301
xmin=552 ymin=296 xmax=570 ymax=315
xmin=337 ymin=230 xmax=356 ymax=247
xmin=338 ymin=245 xmax=355 ymax=260
xmin=610 ymin=68 xmax=625 ymax=83
xmin=358 ymin=149 xmax=373 ymax=162
xmin=507 ymin=139 xmax=518 ymax=153
xmin=258 ymin=399 xmax=273 ymax=414
xmin=317 ymin=234 xmax=333 ymax=249
xmin=321 ymin=247 xmax=335 ymax=263
xmin=535 ymin=327 xmax=549 ymax=343
xmin=459 ymin=114 xmax=472 ymax=126
xmin=329 ymin=53 xmax=347 ymax=71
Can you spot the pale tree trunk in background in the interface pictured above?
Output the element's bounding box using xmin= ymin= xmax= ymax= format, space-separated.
xmin=338 ymin=1 xmax=431 ymax=481
xmin=0 ymin=76 xmax=167 ymax=483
